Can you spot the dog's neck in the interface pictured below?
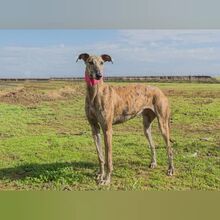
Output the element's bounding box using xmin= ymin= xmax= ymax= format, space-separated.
xmin=85 ymin=72 xmax=104 ymax=104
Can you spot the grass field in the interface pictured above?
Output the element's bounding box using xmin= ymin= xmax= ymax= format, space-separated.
xmin=0 ymin=80 xmax=219 ymax=191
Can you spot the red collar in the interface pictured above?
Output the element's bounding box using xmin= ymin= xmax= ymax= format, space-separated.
xmin=84 ymin=73 xmax=102 ymax=86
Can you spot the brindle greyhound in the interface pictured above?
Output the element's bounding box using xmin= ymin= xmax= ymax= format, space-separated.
xmin=77 ymin=53 xmax=174 ymax=185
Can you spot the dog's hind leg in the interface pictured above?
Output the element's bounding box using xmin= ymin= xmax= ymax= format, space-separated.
xmin=91 ymin=123 xmax=105 ymax=182
xmin=142 ymin=109 xmax=157 ymax=169
xmin=157 ymin=115 xmax=174 ymax=176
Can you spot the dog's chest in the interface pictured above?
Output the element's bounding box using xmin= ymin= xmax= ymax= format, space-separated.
xmin=87 ymin=99 xmax=107 ymax=119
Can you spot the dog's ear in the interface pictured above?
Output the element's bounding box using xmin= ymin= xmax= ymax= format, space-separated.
xmin=76 ymin=53 xmax=90 ymax=62
xmin=101 ymin=54 xmax=113 ymax=63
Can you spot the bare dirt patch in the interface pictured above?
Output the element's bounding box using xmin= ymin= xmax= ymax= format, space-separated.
xmin=0 ymin=85 xmax=85 ymax=106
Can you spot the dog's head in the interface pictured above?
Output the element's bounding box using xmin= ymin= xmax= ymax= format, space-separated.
xmin=76 ymin=53 xmax=113 ymax=80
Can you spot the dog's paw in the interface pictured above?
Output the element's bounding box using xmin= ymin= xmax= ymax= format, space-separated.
xmin=149 ymin=162 xmax=157 ymax=169
xmin=99 ymin=178 xmax=111 ymax=186
xmin=96 ymin=173 xmax=105 ymax=182
xmin=167 ymin=167 xmax=174 ymax=176
xmin=98 ymin=174 xmax=111 ymax=186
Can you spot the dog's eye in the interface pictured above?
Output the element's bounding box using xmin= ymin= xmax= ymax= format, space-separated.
xmin=89 ymin=61 xmax=94 ymax=65
xmin=100 ymin=61 xmax=104 ymax=65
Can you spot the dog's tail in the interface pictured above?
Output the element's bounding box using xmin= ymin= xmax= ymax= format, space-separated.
xmin=168 ymin=112 xmax=175 ymax=143
xmin=170 ymin=138 xmax=174 ymax=143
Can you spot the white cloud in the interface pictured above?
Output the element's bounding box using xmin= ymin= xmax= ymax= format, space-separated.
xmin=114 ymin=30 xmax=220 ymax=68
xmin=119 ymin=30 xmax=220 ymax=45
xmin=1 ymin=30 xmax=220 ymax=77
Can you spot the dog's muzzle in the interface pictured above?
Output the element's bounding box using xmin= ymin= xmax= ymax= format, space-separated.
xmin=95 ymin=72 xmax=102 ymax=80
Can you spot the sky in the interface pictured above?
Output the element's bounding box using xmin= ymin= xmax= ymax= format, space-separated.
xmin=0 ymin=29 xmax=220 ymax=78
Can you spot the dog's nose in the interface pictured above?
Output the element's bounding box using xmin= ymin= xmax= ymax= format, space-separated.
xmin=95 ymin=72 xmax=102 ymax=79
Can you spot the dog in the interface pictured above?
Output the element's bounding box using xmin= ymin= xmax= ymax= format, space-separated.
xmin=77 ymin=53 xmax=174 ymax=185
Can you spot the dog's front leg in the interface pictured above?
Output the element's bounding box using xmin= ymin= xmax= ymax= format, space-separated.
xmin=91 ymin=124 xmax=105 ymax=182
xmin=102 ymin=126 xmax=113 ymax=185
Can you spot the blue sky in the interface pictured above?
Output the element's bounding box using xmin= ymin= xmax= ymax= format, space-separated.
xmin=0 ymin=30 xmax=220 ymax=78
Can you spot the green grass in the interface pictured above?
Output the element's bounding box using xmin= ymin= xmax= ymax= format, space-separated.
xmin=0 ymin=80 xmax=219 ymax=190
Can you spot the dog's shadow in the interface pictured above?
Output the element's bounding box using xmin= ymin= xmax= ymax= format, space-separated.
xmin=0 ymin=161 xmax=97 ymax=181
